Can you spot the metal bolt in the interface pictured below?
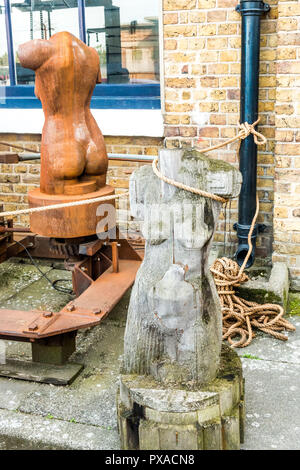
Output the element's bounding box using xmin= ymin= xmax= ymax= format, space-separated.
xmin=43 ymin=312 xmax=53 ymax=318
xmin=67 ymin=303 xmax=76 ymax=312
xmin=92 ymin=308 xmax=102 ymax=315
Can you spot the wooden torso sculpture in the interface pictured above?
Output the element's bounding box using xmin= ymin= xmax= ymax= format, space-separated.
xmin=18 ymin=32 xmax=115 ymax=238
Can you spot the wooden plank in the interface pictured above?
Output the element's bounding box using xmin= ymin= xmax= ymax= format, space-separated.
xmin=0 ymin=359 xmax=83 ymax=385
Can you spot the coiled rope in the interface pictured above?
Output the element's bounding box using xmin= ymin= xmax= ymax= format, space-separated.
xmin=154 ymin=119 xmax=295 ymax=348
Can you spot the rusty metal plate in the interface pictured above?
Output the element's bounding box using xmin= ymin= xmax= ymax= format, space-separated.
xmin=62 ymin=259 xmax=140 ymax=317
xmin=0 ymin=259 xmax=141 ymax=340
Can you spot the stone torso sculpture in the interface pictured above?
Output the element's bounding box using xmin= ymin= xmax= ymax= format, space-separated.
xmin=118 ymin=150 xmax=246 ymax=450
xmin=18 ymin=31 xmax=107 ymax=195
xmin=123 ymin=149 xmax=242 ymax=385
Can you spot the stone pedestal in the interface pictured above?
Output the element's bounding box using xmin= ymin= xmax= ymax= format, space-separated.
xmin=118 ymin=345 xmax=245 ymax=450
xmin=118 ymin=149 xmax=244 ymax=450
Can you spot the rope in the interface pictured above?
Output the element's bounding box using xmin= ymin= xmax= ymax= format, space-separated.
xmin=0 ymin=192 xmax=128 ymax=218
xmin=152 ymin=158 xmax=227 ymax=204
xmin=196 ymin=118 xmax=267 ymax=153
xmin=153 ymin=118 xmax=266 ymax=205
xmin=210 ymin=257 xmax=296 ymax=348
xmin=210 ymin=193 xmax=296 ymax=347
xmin=153 ymin=119 xmax=295 ymax=348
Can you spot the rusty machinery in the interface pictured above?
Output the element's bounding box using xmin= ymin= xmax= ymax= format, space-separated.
xmin=0 ymin=32 xmax=142 ymax=383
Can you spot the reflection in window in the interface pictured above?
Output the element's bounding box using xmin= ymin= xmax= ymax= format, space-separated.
xmin=85 ymin=0 xmax=160 ymax=84
xmin=10 ymin=0 xmax=79 ymax=84
xmin=0 ymin=1 xmax=9 ymax=86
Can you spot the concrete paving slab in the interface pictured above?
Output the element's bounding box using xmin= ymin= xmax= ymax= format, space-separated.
xmin=0 ymin=259 xmax=52 ymax=303
xmin=241 ymin=358 xmax=300 ymax=450
xmin=0 ymin=408 xmax=120 ymax=450
xmin=237 ymin=317 xmax=300 ymax=365
xmin=1 ymin=267 xmax=74 ymax=312
xmin=18 ymin=377 xmax=119 ymax=429
xmin=0 ymin=377 xmax=39 ymax=411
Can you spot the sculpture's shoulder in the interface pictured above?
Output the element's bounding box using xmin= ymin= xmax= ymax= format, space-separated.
xmin=50 ymin=32 xmax=99 ymax=64
xmin=50 ymin=31 xmax=74 ymax=44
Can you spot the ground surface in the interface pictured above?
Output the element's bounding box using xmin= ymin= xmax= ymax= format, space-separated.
xmin=0 ymin=258 xmax=299 ymax=450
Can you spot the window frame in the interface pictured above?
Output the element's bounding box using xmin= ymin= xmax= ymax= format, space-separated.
xmin=0 ymin=0 xmax=161 ymax=110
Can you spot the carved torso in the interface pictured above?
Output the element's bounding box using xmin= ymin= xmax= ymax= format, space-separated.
xmin=18 ymin=32 xmax=107 ymax=195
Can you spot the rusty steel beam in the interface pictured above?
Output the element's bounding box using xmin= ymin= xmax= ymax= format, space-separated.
xmin=0 ymin=226 xmax=31 ymax=234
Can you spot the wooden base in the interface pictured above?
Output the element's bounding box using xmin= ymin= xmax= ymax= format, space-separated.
xmin=28 ymin=185 xmax=115 ymax=238
xmin=0 ymin=359 xmax=83 ymax=385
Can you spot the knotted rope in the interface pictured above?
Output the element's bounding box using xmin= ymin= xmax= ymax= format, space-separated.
xmin=197 ymin=118 xmax=267 ymax=153
xmin=153 ymin=118 xmax=267 ymax=205
xmin=153 ymin=119 xmax=295 ymax=348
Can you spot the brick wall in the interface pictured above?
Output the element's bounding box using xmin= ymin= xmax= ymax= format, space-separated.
xmin=0 ymin=0 xmax=299 ymax=287
xmin=272 ymin=0 xmax=300 ymax=289
xmin=163 ymin=0 xmax=278 ymax=260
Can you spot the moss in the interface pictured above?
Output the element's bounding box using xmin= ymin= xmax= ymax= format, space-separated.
xmin=242 ymin=354 xmax=262 ymax=360
xmin=182 ymin=149 xmax=233 ymax=172
xmin=236 ymin=287 xmax=281 ymax=305
xmin=287 ymin=293 xmax=300 ymax=316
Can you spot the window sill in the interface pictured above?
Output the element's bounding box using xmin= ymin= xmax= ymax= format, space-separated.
xmin=0 ymin=84 xmax=163 ymax=137
xmin=0 ymin=108 xmax=164 ymax=137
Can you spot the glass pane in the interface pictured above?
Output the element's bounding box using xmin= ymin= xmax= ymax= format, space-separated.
xmin=85 ymin=0 xmax=160 ymax=84
xmin=10 ymin=0 xmax=79 ymax=85
xmin=0 ymin=1 xmax=9 ymax=86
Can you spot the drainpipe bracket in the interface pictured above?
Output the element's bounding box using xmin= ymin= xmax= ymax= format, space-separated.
xmin=236 ymin=1 xmax=270 ymax=15
xmin=233 ymin=223 xmax=259 ymax=240
xmin=233 ymin=222 xmax=266 ymax=235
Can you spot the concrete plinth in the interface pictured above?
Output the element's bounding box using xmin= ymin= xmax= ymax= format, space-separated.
xmin=118 ymin=344 xmax=245 ymax=450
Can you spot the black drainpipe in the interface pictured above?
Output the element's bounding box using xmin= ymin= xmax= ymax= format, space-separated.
xmin=234 ymin=0 xmax=270 ymax=268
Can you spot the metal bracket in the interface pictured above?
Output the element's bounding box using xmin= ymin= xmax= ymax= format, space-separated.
xmin=233 ymin=222 xmax=267 ymax=233
xmin=236 ymin=1 xmax=270 ymax=15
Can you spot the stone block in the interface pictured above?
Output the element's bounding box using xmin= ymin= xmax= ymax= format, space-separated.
xmin=159 ymin=424 xmax=199 ymax=451
xmin=237 ymin=262 xmax=289 ymax=310
xmin=139 ymin=420 xmax=160 ymax=450
xmin=202 ymin=420 xmax=222 ymax=450
xmin=222 ymin=407 xmax=240 ymax=450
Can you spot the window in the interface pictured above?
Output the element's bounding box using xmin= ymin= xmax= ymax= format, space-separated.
xmin=0 ymin=0 xmax=161 ymax=109
xmin=85 ymin=1 xmax=159 ymax=84
xmin=11 ymin=0 xmax=79 ymax=85
xmin=0 ymin=1 xmax=9 ymax=86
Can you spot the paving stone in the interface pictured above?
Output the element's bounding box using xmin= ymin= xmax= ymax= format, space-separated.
xmin=0 ymin=408 xmax=120 ymax=450
xmin=237 ymin=316 xmax=300 ymax=364
xmin=241 ymin=359 xmax=300 ymax=450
